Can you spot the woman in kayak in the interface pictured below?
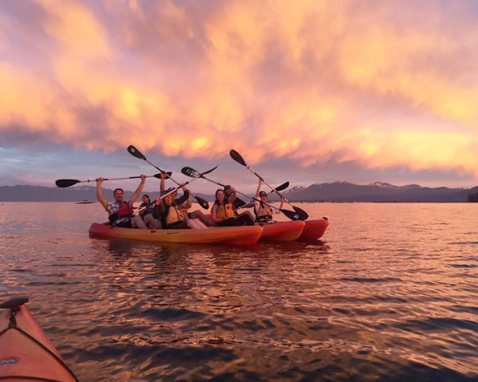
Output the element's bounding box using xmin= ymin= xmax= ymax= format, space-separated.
xmin=211 ymin=189 xmax=254 ymax=226
xmin=254 ymin=179 xmax=283 ymax=223
xmin=153 ymin=186 xmax=207 ymax=229
xmin=223 ymin=186 xmax=255 ymax=225
xmin=96 ymin=175 xmax=148 ymax=228
xmin=139 ymin=194 xmax=161 ymax=228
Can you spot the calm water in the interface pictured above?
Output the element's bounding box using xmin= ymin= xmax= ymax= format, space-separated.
xmin=0 ymin=202 xmax=477 ymax=381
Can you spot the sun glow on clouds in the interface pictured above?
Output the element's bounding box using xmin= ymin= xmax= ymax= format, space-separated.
xmin=1 ymin=0 xmax=478 ymax=180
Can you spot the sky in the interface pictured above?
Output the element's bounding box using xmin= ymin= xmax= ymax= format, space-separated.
xmin=1 ymin=0 xmax=478 ymax=192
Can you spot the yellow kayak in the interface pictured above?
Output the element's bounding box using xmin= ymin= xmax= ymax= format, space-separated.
xmin=89 ymin=223 xmax=263 ymax=245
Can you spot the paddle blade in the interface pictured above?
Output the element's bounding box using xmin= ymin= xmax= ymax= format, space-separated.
xmin=194 ymin=196 xmax=209 ymax=209
xmin=181 ymin=166 xmax=200 ymax=178
xmin=153 ymin=172 xmax=172 ymax=179
xmin=201 ymin=166 xmax=218 ymax=175
xmin=127 ymin=145 xmax=147 ymax=160
xmin=55 ymin=179 xmax=81 ymax=188
xmin=292 ymin=206 xmax=309 ymax=220
xmin=274 ymin=181 xmax=289 ymax=192
xmin=280 ymin=209 xmax=302 ymax=221
xmin=229 ymin=149 xmax=247 ymax=166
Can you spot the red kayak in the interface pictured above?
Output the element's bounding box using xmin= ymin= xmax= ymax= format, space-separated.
xmin=260 ymin=221 xmax=305 ymax=241
xmin=0 ymin=297 xmax=78 ymax=382
xmin=298 ymin=218 xmax=329 ymax=240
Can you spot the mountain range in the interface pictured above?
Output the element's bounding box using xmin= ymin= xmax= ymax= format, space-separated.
xmin=1 ymin=182 xmax=477 ymax=202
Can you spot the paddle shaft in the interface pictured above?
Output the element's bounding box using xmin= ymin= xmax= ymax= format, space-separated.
xmin=128 ymin=146 xmax=208 ymax=207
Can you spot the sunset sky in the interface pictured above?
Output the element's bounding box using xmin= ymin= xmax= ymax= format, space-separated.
xmin=1 ymin=0 xmax=478 ymax=192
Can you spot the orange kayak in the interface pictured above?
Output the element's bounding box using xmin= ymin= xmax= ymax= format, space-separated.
xmin=89 ymin=223 xmax=263 ymax=245
xmin=0 ymin=297 xmax=78 ymax=382
xmin=260 ymin=221 xmax=306 ymax=241
xmin=298 ymin=218 xmax=329 ymax=240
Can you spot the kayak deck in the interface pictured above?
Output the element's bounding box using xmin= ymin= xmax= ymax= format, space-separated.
xmin=260 ymin=221 xmax=305 ymax=241
xmin=89 ymin=223 xmax=263 ymax=245
xmin=0 ymin=297 xmax=77 ymax=382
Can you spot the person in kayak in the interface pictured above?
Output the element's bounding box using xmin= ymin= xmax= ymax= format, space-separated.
xmin=139 ymin=194 xmax=161 ymax=228
xmin=223 ymin=185 xmax=255 ymax=225
xmin=153 ymin=186 xmax=207 ymax=229
xmin=96 ymin=175 xmax=147 ymax=228
xmin=211 ymin=189 xmax=254 ymax=226
xmin=254 ymin=179 xmax=283 ymax=223
xmin=179 ymin=192 xmax=216 ymax=227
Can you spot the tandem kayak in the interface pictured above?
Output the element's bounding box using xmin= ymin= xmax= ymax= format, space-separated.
xmin=260 ymin=221 xmax=306 ymax=242
xmin=298 ymin=218 xmax=329 ymax=240
xmin=0 ymin=297 xmax=78 ymax=382
xmin=89 ymin=223 xmax=263 ymax=245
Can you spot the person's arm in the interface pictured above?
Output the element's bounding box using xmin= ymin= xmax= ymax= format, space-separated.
xmin=174 ymin=188 xmax=190 ymax=205
xmin=211 ymin=204 xmax=221 ymax=223
xmin=256 ymin=179 xmax=263 ymax=198
xmin=160 ymin=171 xmax=167 ymax=193
xmin=96 ymin=178 xmax=108 ymax=210
xmin=130 ymin=175 xmax=146 ymax=204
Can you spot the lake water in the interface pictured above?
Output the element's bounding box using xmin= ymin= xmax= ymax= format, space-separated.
xmin=0 ymin=202 xmax=477 ymax=381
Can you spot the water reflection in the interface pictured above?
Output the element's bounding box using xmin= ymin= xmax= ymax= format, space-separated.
xmin=1 ymin=202 xmax=477 ymax=381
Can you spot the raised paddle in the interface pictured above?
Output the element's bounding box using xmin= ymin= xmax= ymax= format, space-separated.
xmin=181 ymin=167 xmax=302 ymax=221
xmin=157 ymin=166 xmax=218 ymax=201
xmin=55 ymin=174 xmax=162 ymax=188
xmin=229 ymin=149 xmax=309 ymax=220
xmin=127 ymin=145 xmax=210 ymax=209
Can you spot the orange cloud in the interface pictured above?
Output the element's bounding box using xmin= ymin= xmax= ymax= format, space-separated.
xmin=1 ymin=1 xmax=478 ymax=180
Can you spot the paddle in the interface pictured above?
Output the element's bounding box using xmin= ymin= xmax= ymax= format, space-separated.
xmin=127 ymin=145 xmax=210 ymax=209
xmin=229 ymin=149 xmax=309 ymax=220
xmin=181 ymin=167 xmax=302 ymax=221
xmin=158 ymin=166 xmax=218 ymax=201
xmin=55 ymin=174 xmax=162 ymax=188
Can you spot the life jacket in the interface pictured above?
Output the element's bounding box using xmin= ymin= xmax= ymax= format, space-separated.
xmin=165 ymin=205 xmax=184 ymax=226
xmin=109 ymin=201 xmax=133 ymax=225
xmin=214 ymin=202 xmax=236 ymax=221
xmin=255 ymin=202 xmax=273 ymax=223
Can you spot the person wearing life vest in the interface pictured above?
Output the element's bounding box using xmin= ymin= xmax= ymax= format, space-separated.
xmin=254 ymin=179 xmax=283 ymax=223
xmin=153 ymin=186 xmax=207 ymax=229
xmin=223 ymin=185 xmax=255 ymax=225
xmin=139 ymin=194 xmax=161 ymax=228
xmin=211 ymin=189 xmax=254 ymax=226
xmin=96 ymin=175 xmax=147 ymax=228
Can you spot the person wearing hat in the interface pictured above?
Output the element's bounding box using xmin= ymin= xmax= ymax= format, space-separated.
xmin=254 ymin=179 xmax=283 ymax=223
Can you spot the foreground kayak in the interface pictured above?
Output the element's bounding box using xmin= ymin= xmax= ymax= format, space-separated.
xmin=298 ymin=218 xmax=329 ymax=240
xmin=260 ymin=221 xmax=306 ymax=242
xmin=89 ymin=223 xmax=263 ymax=245
xmin=0 ymin=297 xmax=78 ymax=382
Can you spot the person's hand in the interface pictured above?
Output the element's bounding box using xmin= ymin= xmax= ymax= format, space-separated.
xmin=155 ymin=197 xmax=161 ymax=205
xmin=140 ymin=174 xmax=146 ymax=182
xmin=96 ymin=177 xmax=104 ymax=185
xmin=181 ymin=184 xmax=187 ymax=190
xmin=160 ymin=171 xmax=167 ymax=180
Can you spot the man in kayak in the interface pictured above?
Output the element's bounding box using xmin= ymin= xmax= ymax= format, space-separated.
xmin=254 ymin=179 xmax=283 ymax=223
xmin=96 ymin=175 xmax=147 ymax=228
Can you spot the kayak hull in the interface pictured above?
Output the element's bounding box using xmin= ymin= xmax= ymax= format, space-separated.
xmin=260 ymin=221 xmax=305 ymax=242
xmin=298 ymin=218 xmax=329 ymax=240
xmin=89 ymin=223 xmax=263 ymax=245
xmin=0 ymin=303 xmax=76 ymax=382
